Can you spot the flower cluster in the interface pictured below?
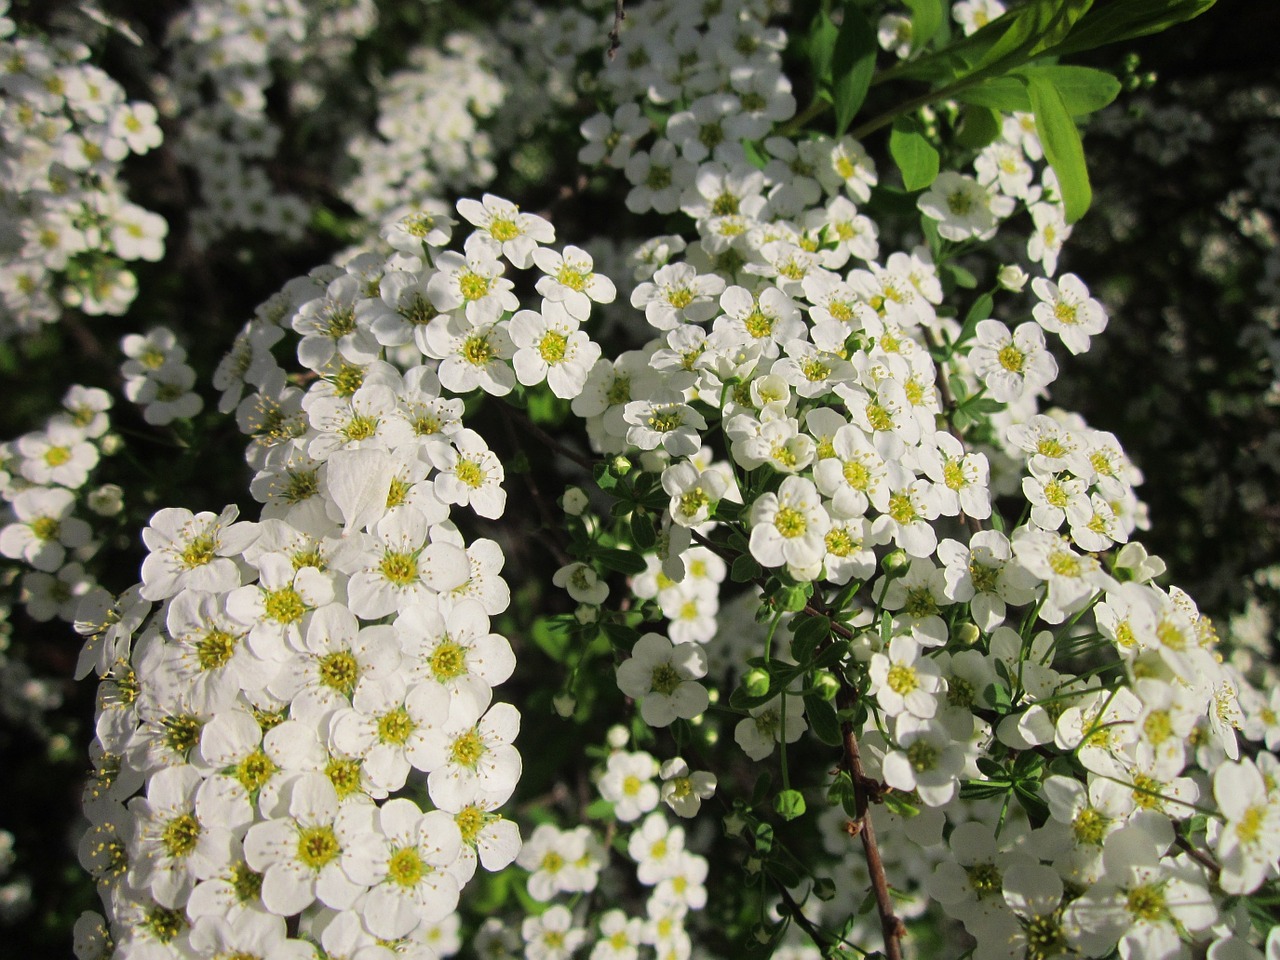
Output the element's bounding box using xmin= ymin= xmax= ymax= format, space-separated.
xmin=0 ymin=2 xmax=166 ymax=333
xmin=342 ymin=34 xmax=504 ymax=224
xmin=35 ymin=1 xmax=1280 ymax=959
xmin=163 ymin=0 xmax=376 ymax=247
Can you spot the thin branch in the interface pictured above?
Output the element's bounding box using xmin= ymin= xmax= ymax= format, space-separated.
xmin=838 ymin=684 xmax=905 ymax=960
xmin=498 ymin=404 xmax=595 ymax=473
xmin=607 ymin=0 xmax=626 ymax=60
xmin=773 ymin=880 xmax=840 ymax=957
xmin=687 ymin=525 xmax=902 ymax=960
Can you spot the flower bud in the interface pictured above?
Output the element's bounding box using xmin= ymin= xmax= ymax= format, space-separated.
xmin=610 ymin=455 xmax=632 ymax=477
xmin=606 ymin=724 xmax=630 ymax=749
xmin=881 ymin=549 xmax=909 ymax=575
xmin=812 ymin=669 xmax=840 ymax=701
xmin=955 ymin=622 xmax=981 ymax=646
xmin=86 ymin=484 xmax=124 ymax=517
xmin=561 ymin=486 xmax=589 ymax=516
xmin=552 ymin=693 xmax=576 ymax=718
xmin=998 ymin=264 xmax=1029 ymax=292
xmin=99 ymin=434 xmax=123 ymax=455
xmin=574 ymin=603 xmax=598 ymax=625
xmin=743 ymin=667 xmax=770 ymax=698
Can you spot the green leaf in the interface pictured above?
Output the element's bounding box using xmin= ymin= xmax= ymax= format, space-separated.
xmin=630 ymin=511 xmax=657 ymax=551
xmin=889 ymin=117 xmax=940 ymax=191
xmin=531 ymin=615 xmax=575 ymax=662
xmin=971 ymin=0 xmax=1092 ymax=74
xmin=1025 ymin=72 xmax=1091 ymax=223
xmin=731 ymin=554 xmax=762 ymax=583
xmin=1043 ymin=0 xmax=1216 ymax=60
xmin=831 ymin=2 xmax=877 ymax=135
xmin=809 ymin=11 xmax=838 ymax=87
xmin=955 ymin=65 xmax=1121 ymax=116
xmin=585 ymin=799 xmax=615 ymax=820
xmin=903 ymin=0 xmax=945 ymax=50
xmin=774 ymin=789 xmax=807 ymax=821
xmin=790 ymin=615 xmax=831 ymax=663
xmin=593 ymin=547 xmax=648 ymax=575
xmin=954 ymin=104 xmax=1002 ymax=150
xmin=803 ymin=693 xmax=843 ymax=747
xmin=961 ymin=292 xmax=994 ymax=339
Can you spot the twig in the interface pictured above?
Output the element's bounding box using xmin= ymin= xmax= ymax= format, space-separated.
xmin=496 ymin=405 xmax=575 ymax=567
xmin=773 ymin=880 xmax=839 ymax=957
xmin=607 ymin=0 xmax=626 ymax=59
xmin=686 ymin=526 xmax=902 ymax=960
xmin=1174 ymin=834 xmax=1221 ymax=877
xmin=499 ymin=404 xmax=595 ymax=472
xmin=838 ymin=684 xmax=905 ymax=960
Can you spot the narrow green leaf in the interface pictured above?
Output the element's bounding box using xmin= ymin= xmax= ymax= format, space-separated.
xmin=1025 ymin=73 xmax=1091 ymax=223
xmin=903 ymin=0 xmax=945 ymax=50
xmin=975 ymin=0 xmax=1092 ymax=73
xmin=955 ymin=65 xmax=1121 ymax=116
xmin=831 ymin=2 xmax=877 ymax=135
xmin=630 ymin=511 xmax=657 ymax=550
xmin=1044 ymin=0 xmax=1216 ymax=60
xmin=593 ymin=547 xmax=648 ymax=575
xmin=731 ymin=554 xmax=762 ymax=583
xmin=963 ymin=291 xmax=994 ymax=330
xmin=791 ymin=614 xmax=832 ymax=663
xmin=809 ymin=11 xmax=838 ymax=87
xmin=803 ymin=693 xmax=843 ymax=746
xmin=889 ymin=116 xmax=940 ymax=191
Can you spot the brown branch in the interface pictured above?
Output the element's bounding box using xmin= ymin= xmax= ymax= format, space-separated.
xmin=498 ymin=403 xmax=595 ymax=473
xmin=1174 ymin=834 xmax=1222 ymax=877
xmin=838 ymin=685 xmax=905 ymax=960
xmin=686 ymin=526 xmax=902 ymax=960
xmin=607 ymin=0 xmax=626 ymax=59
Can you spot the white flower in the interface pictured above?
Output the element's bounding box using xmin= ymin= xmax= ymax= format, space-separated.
xmin=523 ymin=904 xmax=587 ymax=960
xmin=748 ymin=476 xmax=830 ymax=577
xmin=868 ymin=636 xmax=944 ymax=718
xmin=734 ymin=694 xmax=806 ymax=761
xmin=918 ymin=172 xmax=1014 ymax=241
xmin=616 ymin=633 xmax=709 ymax=728
xmin=1213 ymin=758 xmax=1280 ymax=894
xmin=598 ymin=751 xmax=660 ymax=822
xmin=509 ymin=301 xmax=602 ymax=399
xmin=630 ymin=262 xmax=725 ymax=330
xmin=456 ymin=194 xmax=554 ymax=269
xmin=139 ymin=505 xmax=258 ymax=602
xmin=968 ymin=319 xmax=1058 ymax=403
xmin=1032 ymin=273 xmax=1108 ymax=355
xmin=533 ymin=245 xmax=617 ymax=320
xmin=552 ymin=562 xmax=609 ymax=605
xmin=345 ymin=508 xmax=469 ymax=619
xmin=430 ymin=428 xmax=506 ymax=519
xmin=243 ymin=773 xmax=372 ymax=915
xmin=659 ymin=758 xmax=716 ymax=818
xmin=342 ymin=798 xmax=463 ymax=938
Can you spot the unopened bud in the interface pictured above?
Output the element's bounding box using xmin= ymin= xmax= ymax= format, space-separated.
xmin=606 ymin=724 xmax=629 ymax=749
xmin=998 ymin=264 xmax=1028 ymax=292
xmin=610 ymin=455 xmax=632 ymax=477
xmin=552 ymin=693 xmax=576 ymax=718
xmin=813 ymin=670 xmax=840 ymax=701
xmin=574 ymin=604 xmax=598 ymax=625
xmin=743 ymin=668 xmax=770 ymax=698
xmin=87 ymin=484 xmax=124 ymax=517
xmin=99 ymin=433 xmax=123 ymax=456
xmin=955 ymin=622 xmax=981 ymax=646
xmin=881 ymin=549 xmax=909 ymax=575
xmin=561 ymin=486 xmax=589 ymax=516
